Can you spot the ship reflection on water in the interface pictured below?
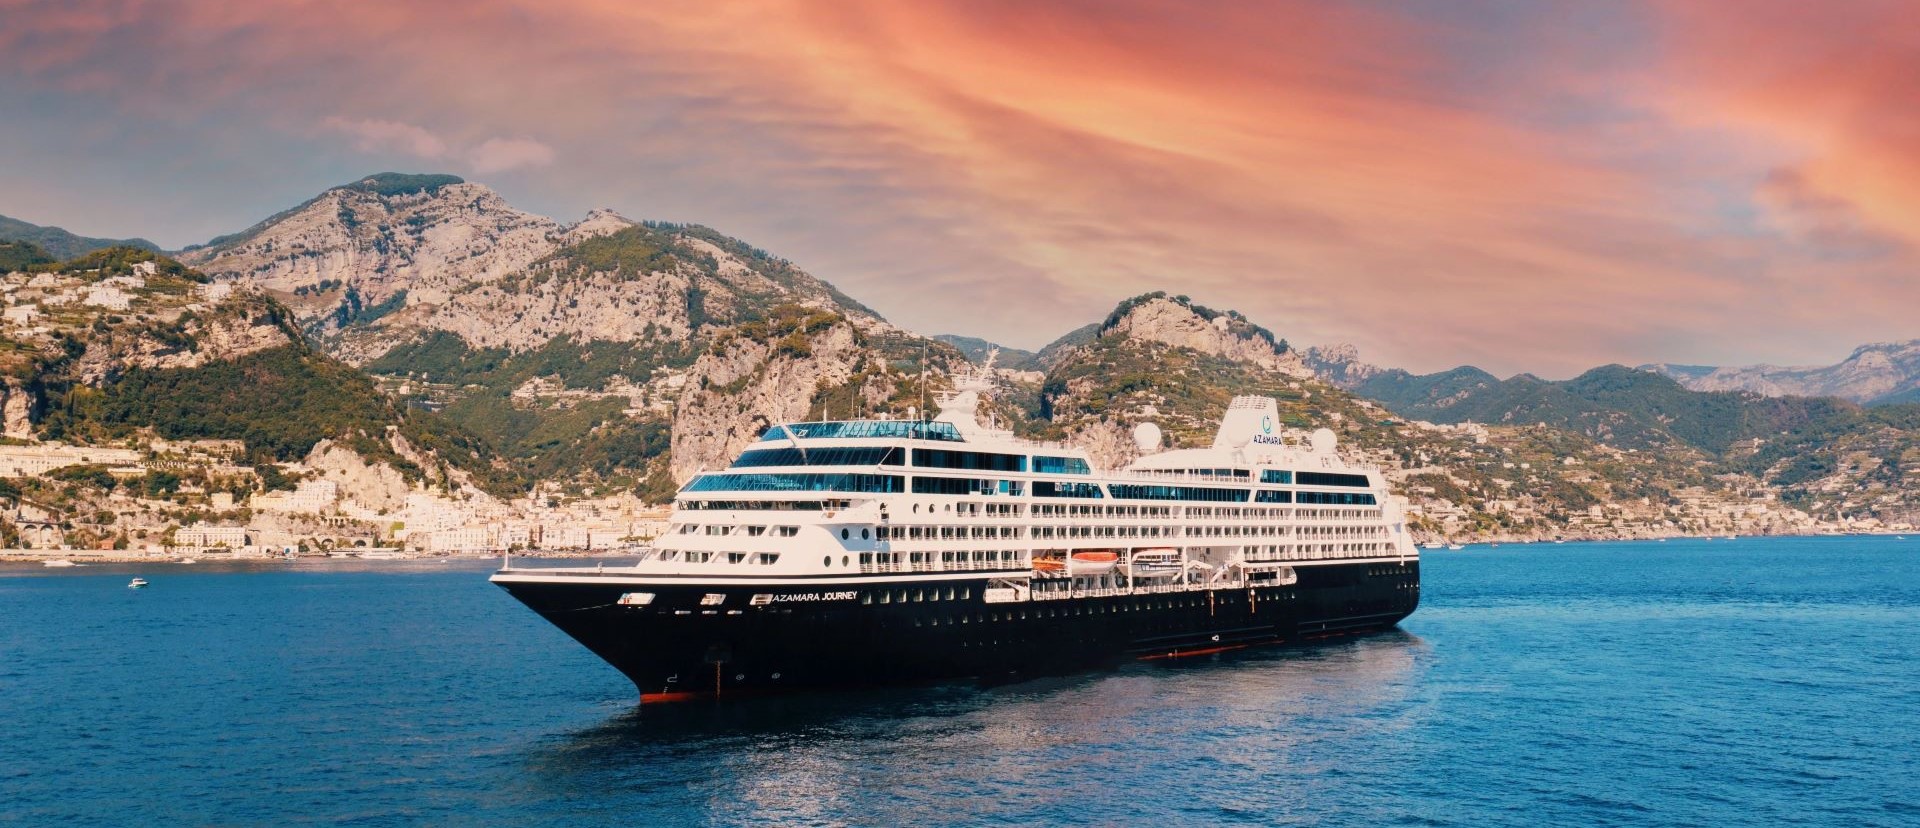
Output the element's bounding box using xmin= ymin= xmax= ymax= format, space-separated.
xmin=520 ymin=630 xmax=1426 ymax=821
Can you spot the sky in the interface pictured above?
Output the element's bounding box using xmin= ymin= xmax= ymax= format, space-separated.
xmin=0 ymin=0 xmax=1915 ymax=378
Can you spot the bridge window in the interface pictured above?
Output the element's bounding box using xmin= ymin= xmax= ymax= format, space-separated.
xmin=732 ymin=446 xmax=905 ymax=468
xmin=913 ymin=448 xmax=1026 ymax=472
xmin=1033 ymin=481 xmax=1104 ymax=499
xmin=684 ymin=473 xmax=905 ymax=494
xmin=1260 ymin=469 xmax=1292 ymax=484
xmin=1296 ymin=471 xmax=1370 ymax=488
xmin=1032 ymin=456 xmax=1091 ymax=475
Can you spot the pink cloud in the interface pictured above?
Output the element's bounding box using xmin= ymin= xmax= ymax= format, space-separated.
xmin=321 ymin=117 xmax=448 ymax=159
xmin=467 ymin=137 xmax=555 ymax=173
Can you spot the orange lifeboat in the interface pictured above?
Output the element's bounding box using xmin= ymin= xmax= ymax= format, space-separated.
xmin=1067 ymin=549 xmax=1119 ymax=574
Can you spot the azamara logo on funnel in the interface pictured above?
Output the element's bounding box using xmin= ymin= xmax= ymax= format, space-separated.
xmin=1252 ymin=415 xmax=1285 ymax=445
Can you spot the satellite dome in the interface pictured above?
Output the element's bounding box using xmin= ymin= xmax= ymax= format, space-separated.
xmin=1133 ymin=422 xmax=1163 ymax=453
xmin=1310 ymin=427 xmax=1337 ymax=454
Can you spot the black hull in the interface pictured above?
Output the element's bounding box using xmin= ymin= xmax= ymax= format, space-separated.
xmin=494 ymin=560 xmax=1419 ymax=703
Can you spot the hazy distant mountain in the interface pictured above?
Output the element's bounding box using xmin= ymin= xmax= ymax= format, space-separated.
xmin=1299 ymin=343 xmax=1386 ymax=389
xmin=0 ymin=213 xmax=158 ymax=260
xmin=933 ymin=335 xmax=1042 ymax=371
xmin=1643 ymin=341 xmax=1920 ymax=406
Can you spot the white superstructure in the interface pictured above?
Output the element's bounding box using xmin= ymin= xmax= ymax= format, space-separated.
xmin=629 ymin=378 xmax=1418 ymax=598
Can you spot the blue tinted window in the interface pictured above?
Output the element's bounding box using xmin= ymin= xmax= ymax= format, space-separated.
xmin=1033 ymin=481 xmax=1104 ymax=498
xmin=911 ymin=476 xmax=997 ymax=495
xmin=732 ymin=447 xmax=904 ymax=468
xmin=1033 ymin=456 xmax=1091 ymax=475
xmin=912 ymin=448 xmax=1026 ymax=472
xmin=1108 ymin=484 xmax=1250 ymax=503
xmin=1254 ymin=490 xmax=1292 ymax=503
xmin=758 ymin=421 xmax=963 ymax=442
xmin=684 ymin=473 xmax=905 ymax=493
xmin=1296 ymin=471 xmax=1370 ymax=488
xmin=1295 ymin=491 xmax=1377 ymax=505
xmin=1260 ymin=469 xmax=1292 ymax=484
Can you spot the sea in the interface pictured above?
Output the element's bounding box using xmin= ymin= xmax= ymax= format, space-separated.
xmin=2 ymin=536 xmax=1915 ymax=827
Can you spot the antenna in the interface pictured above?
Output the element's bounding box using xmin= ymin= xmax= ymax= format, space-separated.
xmin=920 ymin=339 xmax=929 ymax=420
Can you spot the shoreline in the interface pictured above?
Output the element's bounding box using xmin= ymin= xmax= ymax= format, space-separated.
xmin=3 ymin=530 xmax=1910 ymax=566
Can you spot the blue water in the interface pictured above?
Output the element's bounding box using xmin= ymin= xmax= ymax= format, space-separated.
xmin=2 ymin=537 xmax=1916 ymax=826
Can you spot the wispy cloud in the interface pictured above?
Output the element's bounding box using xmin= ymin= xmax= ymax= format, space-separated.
xmin=321 ymin=117 xmax=448 ymax=159
xmin=0 ymin=0 xmax=1916 ymax=375
xmin=467 ymin=137 xmax=555 ymax=173
xmin=319 ymin=117 xmax=554 ymax=173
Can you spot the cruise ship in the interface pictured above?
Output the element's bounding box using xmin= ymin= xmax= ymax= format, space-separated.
xmin=492 ymin=379 xmax=1421 ymax=703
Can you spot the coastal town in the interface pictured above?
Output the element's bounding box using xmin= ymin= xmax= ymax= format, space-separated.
xmin=0 ymin=409 xmax=1903 ymax=564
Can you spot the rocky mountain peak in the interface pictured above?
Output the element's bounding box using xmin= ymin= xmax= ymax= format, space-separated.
xmin=1301 ymin=343 xmax=1384 ymax=389
xmin=179 ymin=174 xmax=563 ymax=315
xmin=1099 ymin=292 xmax=1307 ymax=375
xmin=1643 ymin=338 xmax=1920 ymax=405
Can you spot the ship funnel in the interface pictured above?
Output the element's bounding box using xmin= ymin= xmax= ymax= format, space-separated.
xmin=1212 ymin=396 xmax=1282 ymax=451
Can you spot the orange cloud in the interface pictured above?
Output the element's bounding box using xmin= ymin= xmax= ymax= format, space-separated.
xmin=0 ymin=0 xmax=1915 ymax=375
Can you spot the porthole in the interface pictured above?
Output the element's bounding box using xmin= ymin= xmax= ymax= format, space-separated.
xmin=822 ymin=556 xmax=832 ymax=567
xmin=842 ymin=555 xmax=850 ymax=567
xmin=841 ymin=528 xmax=850 ymax=540
xmin=861 ymin=528 xmax=871 ymax=540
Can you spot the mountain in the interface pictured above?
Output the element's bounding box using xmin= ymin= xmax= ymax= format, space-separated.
xmin=0 ymin=246 xmax=509 ymax=507
xmin=1353 ymin=363 xmax=1875 ymax=456
xmin=1299 ymin=343 xmax=1386 ymax=390
xmin=1004 ymin=294 xmax=1836 ymax=536
xmin=0 ymin=214 xmax=158 ymax=260
xmin=933 ymin=335 xmax=1041 ymax=372
xmin=1644 ymin=340 xmax=1920 ymax=406
xmin=29 ymin=173 xmax=1916 ymax=534
xmin=181 ymin=173 xmax=955 ymax=498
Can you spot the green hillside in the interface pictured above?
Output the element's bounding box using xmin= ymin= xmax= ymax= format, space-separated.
xmin=0 ymin=214 xmax=159 ymax=260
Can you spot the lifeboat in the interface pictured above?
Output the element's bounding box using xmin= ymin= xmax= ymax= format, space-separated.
xmin=1031 ymin=556 xmax=1066 ymax=573
xmin=1126 ymin=548 xmax=1182 ymax=578
xmin=1067 ymin=550 xmax=1118 ymax=575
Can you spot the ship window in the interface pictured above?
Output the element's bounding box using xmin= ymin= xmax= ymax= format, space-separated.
xmin=842 ymin=555 xmax=850 ymax=567
xmin=731 ymin=446 xmax=906 ymax=468
xmin=1260 ymin=470 xmax=1292 ymax=484
xmin=822 ymin=556 xmax=832 ymax=567
xmin=861 ymin=528 xmax=871 ymax=540
xmin=913 ymin=589 xmax=925 ymax=602
xmin=912 ymin=476 xmax=996 ymax=496
xmin=776 ymin=526 xmax=799 ymax=537
xmin=755 ymin=553 xmax=780 ymax=565
xmin=841 ymin=528 xmax=850 ymax=540
xmin=1297 ymin=471 xmax=1370 ymax=488
xmin=726 ymin=552 xmax=747 ymax=564
xmin=760 ymin=420 xmax=963 ymax=442
xmin=685 ymin=473 xmax=905 ymax=494
xmin=912 ymin=448 xmax=1027 ymax=472
xmin=745 ymin=525 xmax=767 ymax=536
xmin=1033 ymin=481 xmax=1105 ymax=499
xmin=1032 ymin=456 xmax=1091 ymax=475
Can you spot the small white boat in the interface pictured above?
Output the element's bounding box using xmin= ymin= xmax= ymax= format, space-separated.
xmin=1447 ymin=544 xmax=1465 ymax=551
xmin=1421 ymin=542 xmax=1444 ymax=550
xmin=1125 ymin=549 xmax=1182 ymax=578
xmin=127 ymin=577 xmax=149 ymax=589
xmin=176 ymin=558 xmax=199 ymax=564
xmin=43 ymin=559 xmax=78 ymax=568
xmin=1553 ymin=540 xmax=1566 ymax=544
